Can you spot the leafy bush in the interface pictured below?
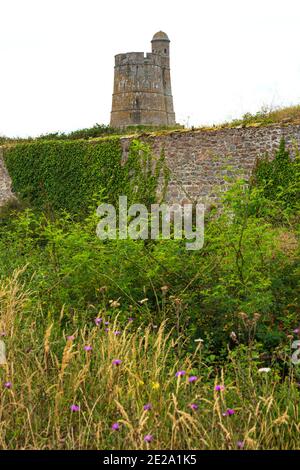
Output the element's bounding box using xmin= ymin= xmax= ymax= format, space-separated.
xmin=0 ymin=179 xmax=298 ymax=354
xmin=252 ymin=138 xmax=300 ymax=212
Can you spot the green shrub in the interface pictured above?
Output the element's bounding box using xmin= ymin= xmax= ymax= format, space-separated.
xmin=252 ymin=138 xmax=300 ymax=212
xmin=0 ymin=186 xmax=298 ymax=354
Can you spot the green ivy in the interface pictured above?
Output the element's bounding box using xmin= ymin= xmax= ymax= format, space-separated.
xmin=4 ymin=138 xmax=169 ymax=216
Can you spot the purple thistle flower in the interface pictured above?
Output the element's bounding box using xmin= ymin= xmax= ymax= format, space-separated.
xmin=105 ymin=328 xmax=109 ymax=333
xmin=111 ymin=422 xmax=120 ymax=431
xmin=175 ymin=370 xmax=186 ymax=378
xmin=112 ymin=359 xmax=122 ymax=366
xmin=114 ymin=331 xmax=121 ymax=336
xmin=144 ymin=434 xmax=153 ymax=443
xmin=70 ymin=404 xmax=80 ymax=412
xmin=237 ymin=440 xmax=245 ymax=449
xmin=143 ymin=403 xmax=152 ymax=411
xmin=104 ymin=321 xmax=109 ymax=326
xmin=223 ymin=408 xmax=235 ymax=416
xmin=94 ymin=317 xmax=102 ymax=326
xmin=188 ymin=375 xmax=198 ymax=383
xmin=84 ymin=345 xmax=92 ymax=351
xmin=215 ymin=385 xmax=225 ymax=392
xmin=190 ymin=403 xmax=198 ymax=411
xmin=4 ymin=382 xmax=12 ymax=389
xmin=293 ymin=328 xmax=300 ymax=334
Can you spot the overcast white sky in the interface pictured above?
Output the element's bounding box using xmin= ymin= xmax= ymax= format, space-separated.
xmin=1 ymin=0 xmax=300 ymax=137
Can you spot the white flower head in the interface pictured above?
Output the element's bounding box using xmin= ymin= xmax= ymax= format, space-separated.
xmin=258 ymin=367 xmax=271 ymax=373
xmin=0 ymin=340 xmax=6 ymax=365
xmin=230 ymin=331 xmax=237 ymax=341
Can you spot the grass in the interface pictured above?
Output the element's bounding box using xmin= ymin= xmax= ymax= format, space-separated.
xmin=224 ymin=104 xmax=300 ymax=129
xmin=2 ymin=104 xmax=300 ymax=146
xmin=0 ymin=269 xmax=300 ymax=450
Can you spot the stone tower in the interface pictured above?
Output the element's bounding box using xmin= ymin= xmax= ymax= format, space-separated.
xmin=110 ymin=31 xmax=176 ymax=128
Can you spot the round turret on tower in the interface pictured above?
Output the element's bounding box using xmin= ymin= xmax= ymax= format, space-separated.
xmin=151 ymin=31 xmax=170 ymax=57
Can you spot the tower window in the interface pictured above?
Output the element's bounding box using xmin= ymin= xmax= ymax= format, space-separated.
xmin=164 ymin=48 xmax=167 ymax=53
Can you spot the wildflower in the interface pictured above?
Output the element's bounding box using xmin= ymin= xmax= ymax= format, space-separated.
xmin=237 ymin=440 xmax=245 ymax=449
xmin=67 ymin=335 xmax=75 ymax=341
xmin=70 ymin=404 xmax=80 ymax=412
xmin=109 ymin=299 xmax=120 ymax=308
xmin=113 ymin=331 xmax=121 ymax=336
xmin=238 ymin=312 xmax=248 ymax=320
xmin=94 ymin=317 xmax=102 ymax=326
xmin=188 ymin=376 xmax=198 ymax=383
xmin=230 ymin=331 xmax=238 ymax=342
xmin=0 ymin=332 xmax=6 ymax=337
xmin=144 ymin=434 xmax=153 ymax=443
xmin=112 ymin=359 xmax=122 ymax=366
xmin=215 ymin=385 xmax=225 ymax=391
xmin=222 ymin=408 xmax=235 ymax=416
xmin=98 ymin=286 xmax=107 ymax=293
xmin=175 ymin=370 xmax=186 ymax=378
xmin=111 ymin=422 xmax=120 ymax=431
xmin=104 ymin=321 xmax=109 ymax=325
xmin=258 ymin=367 xmax=271 ymax=373
xmin=105 ymin=328 xmax=109 ymax=333
xmin=151 ymin=381 xmax=160 ymax=390
xmin=84 ymin=345 xmax=92 ymax=351
xmin=293 ymin=328 xmax=300 ymax=334
xmin=189 ymin=403 xmax=198 ymax=411
xmin=194 ymin=338 xmax=204 ymax=343
xmin=139 ymin=298 xmax=149 ymax=305
xmin=4 ymin=382 xmax=12 ymax=389
xmin=143 ymin=403 xmax=152 ymax=411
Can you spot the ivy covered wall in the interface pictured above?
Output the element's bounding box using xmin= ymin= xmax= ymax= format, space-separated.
xmin=3 ymin=138 xmax=167 ymax=215
xmin=3 ymin=122 xmax=300 ymax=212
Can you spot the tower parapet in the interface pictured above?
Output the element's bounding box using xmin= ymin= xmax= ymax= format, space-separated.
xmin=110 ymin=32 xmax=176 ymax=128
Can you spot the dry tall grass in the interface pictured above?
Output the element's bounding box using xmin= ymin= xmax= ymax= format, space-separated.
xmin=0 ymin=270 xmax=299 ymax=450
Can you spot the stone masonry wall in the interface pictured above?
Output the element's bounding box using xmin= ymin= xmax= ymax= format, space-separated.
xmin=0 ymin=147 xmax=15 ymax=207
xmin=1 ymin=123 xmax=300 ymax=208
xmin=120 ymin=123 xmax=300 ymax=206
